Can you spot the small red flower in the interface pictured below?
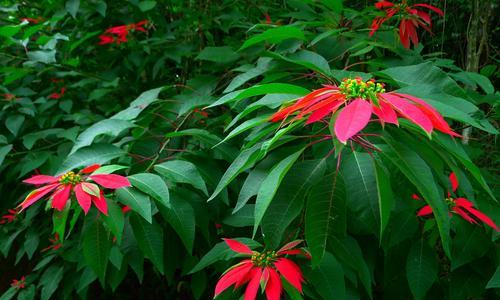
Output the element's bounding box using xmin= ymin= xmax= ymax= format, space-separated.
xmin=2 ymin=93 xmax=17 ymax=101
xmin=271 ymin=77 xmax=458 ymax=144
xmin=121 ymin=205 xmax=131 ymax=214
xmin=0 ymin=208 xmax=19 ymax=224
xmin=370 ymin=1 xmax=444 ymax=48
xmin=215 ymin=239 xmax=309 ymax=300
xmin=19 ymin=164 xmax=130 ymax=215
xmin=41 ymin=233 xmax=62 ymax=252
xmin=11 ymin=276 xmax=26 ymax=289
xmin=414 ymin=173 xmax=499 ymax=231
xmin=20 ymin=17 xmax=44 ymax=24
xmin=98 ymin=20 xmax=149 ymax=45
xmin=48 ymin=87 xmax=66 ymax=99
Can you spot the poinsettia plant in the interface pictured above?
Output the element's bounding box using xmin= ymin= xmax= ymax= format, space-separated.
xmin=0 ymin=1 xmax=498 ymax=299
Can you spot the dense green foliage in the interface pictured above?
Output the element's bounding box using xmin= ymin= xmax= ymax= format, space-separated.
xmin=0 ymin=0 xmax=498 ymax=299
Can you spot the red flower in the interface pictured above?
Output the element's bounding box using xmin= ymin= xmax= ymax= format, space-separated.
xmin=20 ymin=17 xmax=43 ymax=24
xmin=271 ymin=77 xmax=458 ymax=144
xmin=3 ymin=93 xmax=17 ymax=101
xmin=414 ymin=173 xmax=499 ymax=231
xmin=11 ymin=276 xmax=26 ymax=289
xmin=41 ymin=233 xmax=62 ymax=252
xmin=215 ymin=239 xmax=308 ymax=300
xmin=0 ymin=208 xmax=19 ymax=224
xmin=19 ymin=164 xmax=130 ymax=215
xmin=121 ymin=205 xmax=131 ymax=214
xmin=48 ymin=87 xmax=66 ymax=99
xmin=370 ymin=1 xmax=444 ymax=48
xmin=98 ymin=20 xmax=149 ymax=45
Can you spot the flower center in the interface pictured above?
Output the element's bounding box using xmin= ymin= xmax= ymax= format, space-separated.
xmin=59 ymin=171 xmax=81 ymax=185
xmin=339 ymin=77 xmax=385 ymax=101
xmin=251 ymin=250 xmax=277 ymax=267
xmin=445 ymin=197 xmax=455 ymax=207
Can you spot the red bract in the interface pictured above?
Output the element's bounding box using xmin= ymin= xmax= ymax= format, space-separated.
xmin=41 ymin=233 xmax=62 ymax=252
xmin=215 ymin=239 xmax=308 ymax=300
xmin=3 ymin=93 xmax=17 ymax=101
xmin=19 ymin=164 xmax=130 ymax=215
xmin=48 ymin=87 xmax=66 ymax=99
xmin=271 ymin=77 xmax=458 ymax=144
xmin=98 ymin=20 xmax=149 ymax=45
xmin=414 ymin=173 xmax=499 ymax=231
xmin=0 ymin=208 xmax=18 ymax=224
xmin=11 ymin=276 xmax=26 ymax=289
xmin=370 ymin=0 xmax=444 ymax=48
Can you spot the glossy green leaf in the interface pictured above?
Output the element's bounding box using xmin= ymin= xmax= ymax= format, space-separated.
xmin=157 ymin=192 xmax=195 ymax=253
xmin=406 ymin=240 xmax=437 ymax=300
xmin=253 ymin=148 xmax=304 ymax=235
xmin=240 ymin=26 xmax=305 ymax=50
xmin=57 ymin=144 xmax=125 ymax=174
xmin=306 ymin=252 xmax=345 ymax=300
xmin=83 ymin=220 xmax=111 ymax=283
xmin=306 ymin=172 xmax=345 ymax=265
xmin=129 ymin=173 xmax=170 ymax=209
xmin=130 ymin=214 xmax=164 ymax=274
xmin=154 ymin=160 xmax=208 ymax=195
xmin=116 ymin=187 xmax=152 ymax=223
xmin=102 ymin=200 xmax=125 ymax=244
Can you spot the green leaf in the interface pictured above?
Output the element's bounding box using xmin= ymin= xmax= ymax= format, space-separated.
xmin=189 ymin=238 xmax=261 ymax=274
xmin=91 ymin=164 xmax=128 ymax=175
xmin=83 ymin=220 xmax=111 ymax=283
xmin=0 ymin=287 xmax=17 ymax=300
xmin=112 ymin=87 xmax=165 ymax=120
xmin=24 ymin=229 xmax=39 ymax=259
xmin=196 ymin=46 xmax=239 ymax=63
xmin=342 ymin=152 xmax=380 ymax=236
xmin=0 ymin=144 xmax=12 ymax=165
xmin=224 ymin=57 xmax=274 ymax=93
xmin=130 ymin=214 xmax=164 ymax=274
xmin=218 ymin=115 xmax=270 ymax=146
xmin=209 ymin=143 xmax=263 ymax=201
xmin=116 ymin=187 xmax=152 ymax=223
xmin=306 ymin=172 xmax=345 ymax=265
xmin=486 ymin=266 xmax=500 ymax=289
xmin=321 ymin=0 xmax=343 ymax=13
xmin=453 ymin=71 xmax=494 ymax=94
xmin=5 ymin=115 xmax=24 ymax=136
xmin=138 ymin=0 xmax=156 ymax=11
xmin=40 ymin=265 xmax=64 ymax=300
xmin=27 ymin=50 xmax=56 ymax=64
xmin=434 ymin=134 xmax=496 ymax=201
xmin=406 ymin=240 xmax=437 ymax=300
xmin=57 ymin=144 xmax=125 ymax=174
xmin=330 ymin=236 xmax=372 ymax=298
xmin=102 ymin=200 xmax=125 ymax=244
xmin=253 ymin=148 xmax=304 ymax=234
xmin=157 ymin=192 xmax=195 ymax=253
xmin=262 ymin=159 xmax=326 ymax=248
xmin=70 ymin=119 xmax=135 ymax=155
xmin=373 ymin=160 xmax=394 ymax=241
xmin=207 ymin=83 xmax=309 ymax=108
xmin=65 ymin=0 xmax=80 ymax=18
xmin=129 ymin=173 xmax=170 ymax=209
xmin=451 ymin=221 xmax=490 ymax=270
xmin=154 ymin=160 xmax=208 ymax=195
xmin=240 ymin=26 xmax=306 ymax=50
xmin=0 ymin=24 xmax=24 ymax=38
xmin=22 ymin=128 xmax=63 ymax=149
xmin=306 ymin=252 xmax=345 ymax=300
xmin=223 ymin=204 xmax=254 ymax=227
xmin=52 ymin=208 xmax=69 ymax=239
xmin=17 ymin=285 xmax=35 ymax=300
xmin=266 ymin=50 xmax=331 ymax=76
xmin=379 ymin=136 xmax=451 ymax=257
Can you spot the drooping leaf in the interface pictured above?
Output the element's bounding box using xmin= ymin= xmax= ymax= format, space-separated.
xmin=157 ymin=192 xmax=195 ymax=254
xmin=130 ymin=214 xmax=164 ymax=274
xmin=83 ymin=220 xmax=111 ymax=284
xmin=306 ymin=172 xmax=345 ymax=265
xmin=128 ymin=173 xmax=170 ymax=209
xmin=406 ymin=240 xmax=437 ymax=300
xmin=154 ymin=160 xmax=208 ymax=195
xmin=254 ymin=148 xmax=304 ymax=235
xmin=116 ymin=187 xmax=152 ymax=223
